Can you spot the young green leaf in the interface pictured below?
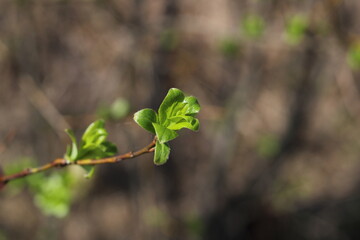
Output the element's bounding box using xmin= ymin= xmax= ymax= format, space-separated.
xmin=154 ymin=141 xmax=170 ymax=165
xmin=157 ymin=89 xmax=200 ymax=131
xmin=79 ymin=141 xmax=117 ymax=160
xmin=64 ymin=120 xmax=118 ymax=177
xmin=76 ymin=120 xmax=117 ymax=159
xmin=183 ymin=96 xmax=200 ymax=115
xmin=158 ymin=88 xmax=185 ymax=124
xmin=153 ymin=123 xmax=178 ymax=144
xmin=81 ymin=165 xmax=95 ymax=178
xmin=81 ymin=120 xmax=107 ymax=148
xmin=134 ymin=108 xmax=158 ymax=134
xmin=167 ymin=116 xmax=199 ymax=131
xmin=64 ymin=129 xmax=79 ymax=161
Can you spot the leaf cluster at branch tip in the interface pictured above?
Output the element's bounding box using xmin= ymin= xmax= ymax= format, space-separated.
xmin=134 ymin=88 xmax=200 ymax=165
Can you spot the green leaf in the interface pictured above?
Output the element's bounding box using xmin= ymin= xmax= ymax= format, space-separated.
xmin=78 ymin=120 xmax=117 ymax=176
xmin=64 ymin=129 xmax=78 ymax=161
xmin=82 ymin=119 xmax=105 ymax=138
xmin=100 ymin=141 xmax=118 ymax=156
xmin=78 ymin=141 xmax=116 ymax=178
xmin=157 ymin=88 xmax=200 ymax=130
xmin=81 ymin=165 xmax=95 ymax=178
xmin=78 ymin=120 xmax=117 ymax=159
xmin=153 ymin=123 xmax=178 ymax=143
xmin=167 ymin=116 xmax=200 ymax=131
xmin=183 ymin=96 xmax=200 ymax=115
xmin=32 ymin=172 xmax=75 ymax=218
xmin=154 ymin=141 xmax=170 ymax=165
xmin=158 ymin=88 xmax=185 ymax=124
xmin=133 ymin=108 xmax=158 ymax=134
xmin=64 ymin=120 xmax=118 ymax=178
xmin=81 ymin=120 xmax=107 ymax=148
xmin=79 ymin=141 xmax=117 ymax=160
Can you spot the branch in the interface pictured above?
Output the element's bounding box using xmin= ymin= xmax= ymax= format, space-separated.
xmin=0 ymin=137 xmax=156 ymax=185
xmin=0 ymin=87 xmax=201 ymax=189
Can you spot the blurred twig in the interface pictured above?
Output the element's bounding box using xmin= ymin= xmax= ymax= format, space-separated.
xmin=18 ymin=75 xmax=70 ymax=141
xmin=325 ymin=0 xmax=352 ymax=47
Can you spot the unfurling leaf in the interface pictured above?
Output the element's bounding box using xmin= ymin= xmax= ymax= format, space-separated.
xmin=64 ymin=120 xmax=118 ymax=177
xmin=183 ymin=96 xmax=200 ymax=115
xmin=64 ymin=129 xmax=78 ymax=161
xmin=81 ymin=120 xmax=108 ymax=148
xmin=158 ymin=88 xmax=185 ymax=124
xmin=167 ymin=116 xmax=199 ymax=131
xmin=154 ymin=141 xmax=170 ymax=165
xmin=158 ymin=89 xmax=200 ymax=130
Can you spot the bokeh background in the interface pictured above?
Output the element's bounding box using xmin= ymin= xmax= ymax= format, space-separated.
xmin=1 ymin=0 xmax=360 ymax=239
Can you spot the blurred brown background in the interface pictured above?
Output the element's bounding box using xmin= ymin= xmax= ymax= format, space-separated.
xmin=1 ymin=0 xmax=360 ymax=239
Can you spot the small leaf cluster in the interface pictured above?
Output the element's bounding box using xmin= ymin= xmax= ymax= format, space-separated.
xmin=32 ymin=171 xmax=75 ymax=218
xmin=3 ymin=158 xmax=75 ymax=218
xmin=134 ymin=88 xmax=200 ymax=165
xmin=65 ymin=120 xmax=117 ymax=177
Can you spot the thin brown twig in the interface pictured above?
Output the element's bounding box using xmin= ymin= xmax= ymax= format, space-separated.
xmin=18 ymin=76 xmax=71 ymax=141
xmin=0 ymin=137 xmax=156 ymax=185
